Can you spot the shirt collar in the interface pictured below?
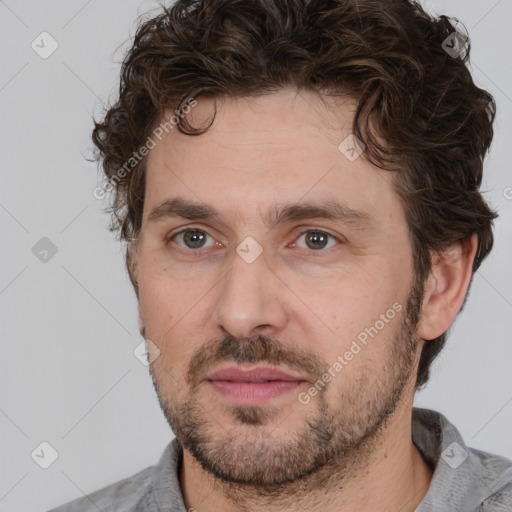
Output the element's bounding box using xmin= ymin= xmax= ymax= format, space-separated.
xmin=153 ymin=436 xmax=187 ymax=511
xmin=412 ymin=407 xmax=503 ymax=511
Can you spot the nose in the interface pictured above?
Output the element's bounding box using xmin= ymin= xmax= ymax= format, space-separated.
xmin=211 ymin=246 xmax=289 ymax=340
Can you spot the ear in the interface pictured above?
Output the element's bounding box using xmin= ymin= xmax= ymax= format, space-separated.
xmin=417 ymin=234 xmax=478 ymax=341
xmin=125 ymin=239 xmax=140 ymax=299
xmin=126 ymin=239 xmax=143 ymax=333
xmin=138 ymin=302 xmax=145 ymax=337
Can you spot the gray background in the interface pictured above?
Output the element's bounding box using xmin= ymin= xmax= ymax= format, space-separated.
xmin=1 ymin=1 xmax=511 ymax=510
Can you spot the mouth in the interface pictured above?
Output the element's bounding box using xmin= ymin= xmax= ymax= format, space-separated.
xmin=205 ymin=365 xmax=309 ymax=405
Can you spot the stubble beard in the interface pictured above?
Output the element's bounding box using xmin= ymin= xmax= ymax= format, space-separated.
xmin=148 ymin=279 xmax=424 ymax=498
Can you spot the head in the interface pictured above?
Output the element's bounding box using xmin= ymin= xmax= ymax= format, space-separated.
xmin=92 ymin=0 xmax=497 ymax=488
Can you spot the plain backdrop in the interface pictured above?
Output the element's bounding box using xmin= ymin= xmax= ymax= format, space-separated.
xmin=1 ymin=1 xmax=511 ymax=510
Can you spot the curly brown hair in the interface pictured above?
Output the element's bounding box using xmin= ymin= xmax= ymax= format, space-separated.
xmin=91 ymin=0 xmax=498 ymax=390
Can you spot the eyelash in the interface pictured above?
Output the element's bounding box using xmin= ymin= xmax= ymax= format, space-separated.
xmin=164 ymin=227 xmax=342 ymax=254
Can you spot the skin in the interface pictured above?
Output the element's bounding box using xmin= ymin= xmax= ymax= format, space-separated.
xmin=133 ymin=88 xmax=478 ymax=512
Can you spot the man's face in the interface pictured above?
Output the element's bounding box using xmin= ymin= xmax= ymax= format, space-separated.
xmin=136 ymin=89 xmax=424 ymax=486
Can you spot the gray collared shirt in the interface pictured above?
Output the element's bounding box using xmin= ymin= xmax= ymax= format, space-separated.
xmin=48 ymin=407 xmax=512 ymax=512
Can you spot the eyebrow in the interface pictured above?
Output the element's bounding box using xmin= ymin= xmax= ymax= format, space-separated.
xmin=147 ymin=197 xmax=373 ymax=231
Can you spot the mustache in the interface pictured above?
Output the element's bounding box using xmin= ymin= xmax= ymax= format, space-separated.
xmin=186 ymin=334 xmax=328 ymax=389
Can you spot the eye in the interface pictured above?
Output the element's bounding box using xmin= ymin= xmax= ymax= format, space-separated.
xmin=167 ymin=228 xmax=221 ymax=251
xmin=165 ymin=227 xmax=342 ymax=254
xmin=292 ymin=230 xmax=341 ymax=251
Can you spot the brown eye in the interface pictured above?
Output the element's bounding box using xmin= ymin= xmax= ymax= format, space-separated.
xmin=295 ymin=230 xmax=339 ymax=251
xmin=169 ymin=229 xmax=216 ymax=250
xmin=182 ymin=229 xmax=208 ymax=248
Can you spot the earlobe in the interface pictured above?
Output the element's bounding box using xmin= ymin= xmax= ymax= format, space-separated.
xmin=417 ymin=234 xmax=478 ymax=341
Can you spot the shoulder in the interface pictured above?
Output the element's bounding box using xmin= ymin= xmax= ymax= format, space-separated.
xmin=47 ymin=438 xmax=184 ymax=512
xmin=47 ymin=465 xmax=156 ymax=512
xmin=471 ymin=448 xmax=512 ymax=511
xmin=480 ymin=481 xmax=512 ymax=511
xmin=412 ymin=408 xmax=512 ymax=511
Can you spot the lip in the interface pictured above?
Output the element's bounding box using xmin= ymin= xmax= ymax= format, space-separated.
xmin=207 ymin=365 xmax=306 ymax=382
xmin=205 ymin=365 xmax=308 ymax=405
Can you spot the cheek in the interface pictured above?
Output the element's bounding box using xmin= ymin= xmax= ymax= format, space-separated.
xmin=138 ymin=266 xmax=172 ymax=329
xmin=138 ymin=252 xmax=190 ymax=316
xmin=293 ymin=264 xmax=406 ymax=361
xmin=138 ymin=263 xmax=212 ymax=366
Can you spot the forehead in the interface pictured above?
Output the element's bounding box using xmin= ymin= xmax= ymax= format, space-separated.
xmin=142 ymin=89 xmax=403 ymax=230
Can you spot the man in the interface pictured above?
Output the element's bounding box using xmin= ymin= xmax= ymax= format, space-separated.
xmin=50 ymin=0 xmax=512 ymax=511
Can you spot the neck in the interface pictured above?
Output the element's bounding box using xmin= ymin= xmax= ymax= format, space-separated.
xmin=179 ymin=403 xmax=433 ymax=512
